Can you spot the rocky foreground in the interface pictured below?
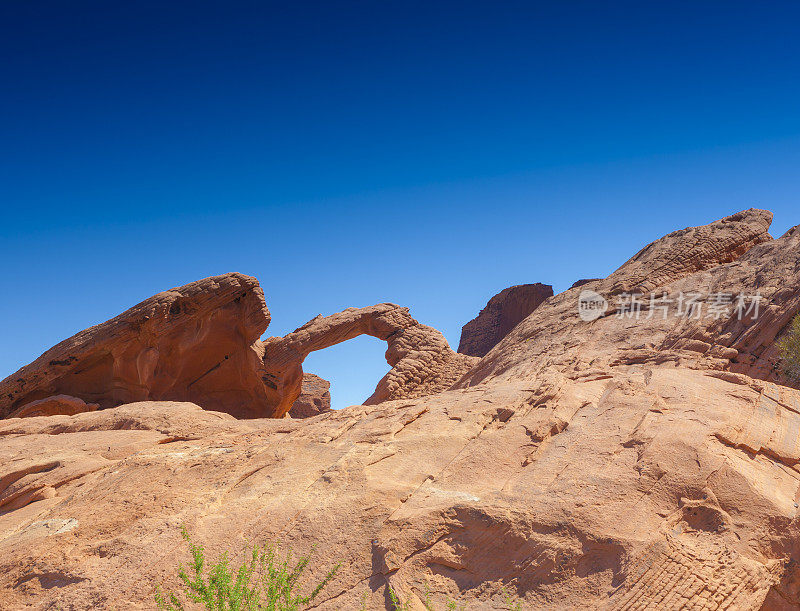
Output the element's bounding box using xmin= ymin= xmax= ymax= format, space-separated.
xmin=2 ymin=209 xmax=800 ymax=609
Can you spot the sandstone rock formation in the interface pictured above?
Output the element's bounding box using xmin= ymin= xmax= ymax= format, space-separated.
xmin=458 ymin=283 xmax=553 ymax=357
xmin=0 ymin=277 xmax=471 ymax=420
xmin=7 ymin=395 xmax=99 ymax=419
xmin=0 ymin=273 xmax=272 ymax=419
xmin=600 ymin=208 xmax=772 ymax=297
xmin=570 ymin=278 xmax=603 ymax=289
xmin=261 ymin=304 xmax=479 ymax=417
xmin=460 ymin=208 xmax=783 ymax=385
xmin=3 ymin=208 xmax=800 ymax=610
xmin=289 ymin=373 xmax=332 ymax=418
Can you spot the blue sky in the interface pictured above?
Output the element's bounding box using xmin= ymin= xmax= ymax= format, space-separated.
xmin=2 ymin=1 xmax=799 ymax=409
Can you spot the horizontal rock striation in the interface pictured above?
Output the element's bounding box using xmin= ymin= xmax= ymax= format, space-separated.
xmin=601 ymin=208 xmax=773 ymax=296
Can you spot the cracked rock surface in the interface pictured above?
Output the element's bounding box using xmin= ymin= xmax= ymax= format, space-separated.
xmin=2 ymin=208 xmax=800 ymax=609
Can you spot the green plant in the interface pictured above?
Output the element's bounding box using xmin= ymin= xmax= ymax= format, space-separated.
xmin=388 ymin=586 xmax=411 ymax=611
xmin=779 ymin=314 xmax=800 ymax=382
xmin=155 ymin=527 xmax=340 ymax=610
xmin=502 ymin=587 xmax=522 ymax=611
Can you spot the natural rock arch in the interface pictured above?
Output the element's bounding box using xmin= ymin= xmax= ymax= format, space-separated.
xmin=0 ymin=285 xmax=477 ymax=420
xmin=259 ymin=304 xmax=479 ymax=417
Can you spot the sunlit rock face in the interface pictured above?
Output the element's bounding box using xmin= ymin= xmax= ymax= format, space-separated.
xmin=0 ymin=273 xmax=273 ymax=419
xmin=260 ymin=303 xmax=479 ymax=417
xmin=458 ymin=283 xmax=554 ymax=357
xmin=289 ymin=373 xmax=331 ymax=418
xmin=4 ymin=209 xmax=800 ymax=610
xmin=1 ymin=278 xmax=472 ymax=420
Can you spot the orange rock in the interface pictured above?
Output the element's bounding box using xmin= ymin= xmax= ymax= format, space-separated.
xmin=0 ymin=273 xmax=273 ymax=419
xmin=1 ymin=277 xmax=475 ymax=420
xmin=289 ymin=373 xmax=332 ymax=418
xmin=458 ymin=283 xmax=553 ymax=357
xmin=2 ymin=209 xmax=800 ymax=610
xmin=8 ymin=395 xmax=99 ymax=418
xmin=261 ymin=304 xmax=479 ymax=417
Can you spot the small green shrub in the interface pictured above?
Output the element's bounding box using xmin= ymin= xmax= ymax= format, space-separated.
xmin=388 ymin=586 xmax=411 ymax=611
xmin=502 ymin=588 xmax=523 ymax=611
xmin=779 ymin=314 xmax=800 ymax=382
xmin=155 ymin=527 xmax=340 ymax=611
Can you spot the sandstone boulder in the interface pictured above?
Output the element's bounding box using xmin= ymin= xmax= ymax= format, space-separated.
xmin=288 ymin=373 xmax=332 ymax=418
xmin=458 ymin=283 xmax=554 ymax=357
xmin=8 ymin=395 xmax=99 ymax=419
xmin=0 ymin=273 xmax=273 ymax=419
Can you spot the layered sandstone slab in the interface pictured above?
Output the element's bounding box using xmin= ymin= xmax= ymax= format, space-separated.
xmin=601 ymin=208 xmax=773 ymax=296
xmin=458 ymin=283 xmax=554 ymax=357
xmin=0 ymin=373 xmax=796 ymax=609
xmin=460 ymin=208 xmax=784 ymax=386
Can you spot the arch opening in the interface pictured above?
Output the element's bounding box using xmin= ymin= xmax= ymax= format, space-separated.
xmin=301 ymin=335 xmax=390 ymax=410
xmin=260 ymin=303 xmax=479 ymax=417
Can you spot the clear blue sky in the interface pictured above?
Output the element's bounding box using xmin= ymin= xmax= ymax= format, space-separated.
xmin=2 ymin=1 xmax=799 ymax=409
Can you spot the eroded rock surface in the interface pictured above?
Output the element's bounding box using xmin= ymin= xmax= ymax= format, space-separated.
xmin=601 ymin=208 xmax=773 ymax=296
xmin=262 ymin=304 xmax=479 ymax=417
xmin=460 ymin=208 xmax=794 ymax=390
xmin=289 ymin=373 xmax=332 ymax=418
xmin=1 ymin=277 xmax=469 ymax=421
xmin=0 ymin=273 xmax=272 ymax=419
xmin=2 ymin=209 xmax=800 ymax=610
xmin=458 ymin=283 xmax=553 ymax=357
xmin=570 ymin=278 xmax=603 ymax=289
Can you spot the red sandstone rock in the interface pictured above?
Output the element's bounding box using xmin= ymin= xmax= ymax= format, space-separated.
xmin=8 ymin=395 xmax=99 ymax=418
xmin=570 ymin=278 xmax=603 ymax=289
xmin=289 ymin=373 xmax=332 ymax=418
xmin=459 ymin=208 xmax=786 ymax=390
xmin=261 ymin=304 xmax=479 ymax=417
xmin=458 ymin=283 xmax=553 ymax=357
xmin=2 ymin=209 xmax=800 ymax=610
xmin=1 ymin=277 xmax=474 ymax=421
xmin=0 ymin=273 xmax=273 ymax=419
xmin=601 ymin=208 xmax=773 ymax=296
